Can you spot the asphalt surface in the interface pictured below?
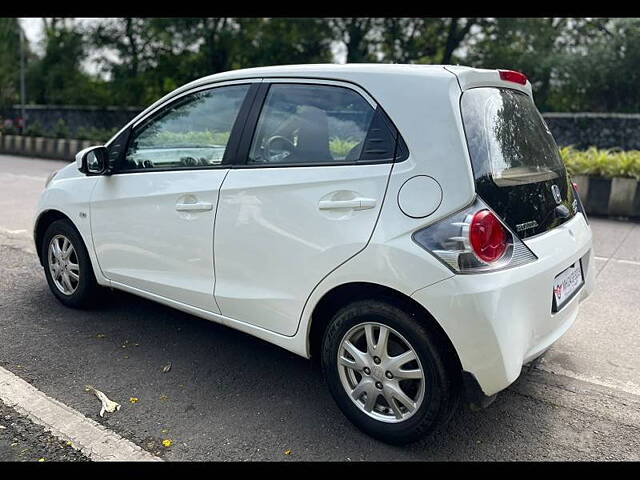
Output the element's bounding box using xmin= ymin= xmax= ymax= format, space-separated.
xmin=0 ymin=402 xmax=87 ymax=462
xmin=0 ymin=154 xmax=639 ymax=461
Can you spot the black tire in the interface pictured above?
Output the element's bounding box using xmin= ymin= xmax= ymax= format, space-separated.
xmin=321 ymin=299 xmax=460 ymax=445
xmin=41 ymin=218 xmax=101 ymax=309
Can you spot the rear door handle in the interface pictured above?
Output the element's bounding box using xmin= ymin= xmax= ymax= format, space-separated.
xmin=318 ymin=198 xmax=377 ymax=211
xmin=176 ymin=202 xmax=213 ymax=212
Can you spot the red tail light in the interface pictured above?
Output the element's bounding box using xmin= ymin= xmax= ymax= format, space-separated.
xmin=499 ymin=70 xmax=527 ymax=85
xmin=412 ymin=197 xmax=537 ymax=273
xmin=469 ymin=210 xmax=508 ymax=263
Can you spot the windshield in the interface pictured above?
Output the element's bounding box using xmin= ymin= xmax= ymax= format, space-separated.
xmin=461 ymin=87 xmax=565 ymax=187
xmin=460 ymin=87 xmax=576 ymax=239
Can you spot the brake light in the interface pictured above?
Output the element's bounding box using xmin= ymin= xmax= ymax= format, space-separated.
xmin=469 ymin=210 xmax=508 ymax=263
xmin=499 ymin=70 xmax=527 ymax=85
xmin=412 ymin=197 xmax=537 ymax=273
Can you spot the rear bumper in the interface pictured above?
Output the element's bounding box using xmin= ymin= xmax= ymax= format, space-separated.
xmin=411 ymin=213 xmax=595 ymax=397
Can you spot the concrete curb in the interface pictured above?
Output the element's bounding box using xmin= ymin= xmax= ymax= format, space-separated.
xmin=0 ymin=134 xmax=96 ymax=161
xmin=0 ymin=366 xmax=162 ymax=462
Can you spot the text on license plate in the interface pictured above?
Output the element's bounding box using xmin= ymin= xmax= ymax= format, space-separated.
xmin=553 ymin=261 xmax=584 ymax=311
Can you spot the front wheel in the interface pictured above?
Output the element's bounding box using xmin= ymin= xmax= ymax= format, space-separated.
xmin=321 ymin=300 xmax=460 ymax=444
xmin=42 ymin=219 xmax=101 ymax=309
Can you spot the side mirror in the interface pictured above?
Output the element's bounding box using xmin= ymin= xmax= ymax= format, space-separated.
xmin=76 ymin=146 xmax=109 ymax=175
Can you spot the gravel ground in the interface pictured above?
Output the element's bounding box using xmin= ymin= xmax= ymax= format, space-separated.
xmin=0 ymin=401 xmax=88 ymax=462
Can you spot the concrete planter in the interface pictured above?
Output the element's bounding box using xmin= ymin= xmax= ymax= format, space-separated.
xmin=14 ymin=135 xmax=25 ymax=153
xmin=576 ymin=175 xmax=640 ymax=219
xmin=609 ymin=177 xmax=639 ymax=217
xmin=23 ymin=136 xmax=34 ymax=154
xmin=585 ymin=177 xmax=612 ymax=216
xmin=572 ymin=175 xmax=590 ymax=201
xmin=56 ymin=139 xmax=69 ymax=159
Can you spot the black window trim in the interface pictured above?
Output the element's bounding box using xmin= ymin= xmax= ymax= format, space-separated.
xmin=231 ymin=79 xmax=409 ymax=169
xmin=110 ymin=81 xmax=261 ymax=175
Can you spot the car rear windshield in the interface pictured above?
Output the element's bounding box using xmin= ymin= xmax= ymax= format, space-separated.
xmin=461 ymin=87 xmax=565 ymax=187
xmin=460 ymin=87 xmax=576 ymax=239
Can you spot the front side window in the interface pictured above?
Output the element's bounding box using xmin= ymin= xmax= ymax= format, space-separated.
xmin=248 ymin=84 xmax=376 ymax=165
xmin=123 ymin=84 xmax=249 ymax=171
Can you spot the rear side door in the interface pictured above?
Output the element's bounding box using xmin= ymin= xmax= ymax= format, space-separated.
xmin=213 ymin=80 xmax=403 ymax=336
xmin=90 ymin=81 xmax=258 ymax=311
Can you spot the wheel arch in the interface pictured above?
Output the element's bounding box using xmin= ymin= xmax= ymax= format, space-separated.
xmin=34 ymin=209 xmax=76 ymax=266
xmin=307 ymin=282 xmax=463 ymax=373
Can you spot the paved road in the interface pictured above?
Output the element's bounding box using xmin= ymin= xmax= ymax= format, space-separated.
xmin=0 ymin=154 xmax=639 ymax=461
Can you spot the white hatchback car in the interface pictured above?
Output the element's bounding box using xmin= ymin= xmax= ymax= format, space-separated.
xmin=35 ymin=64 xmax=595 ymax=444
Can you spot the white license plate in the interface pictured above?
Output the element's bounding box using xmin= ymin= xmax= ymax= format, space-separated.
xmin=552 ymin=261 xmax=584 ymax=312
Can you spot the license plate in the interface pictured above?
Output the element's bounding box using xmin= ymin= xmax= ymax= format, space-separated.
xmin=552 ymin=260 xmax=584 ymax=312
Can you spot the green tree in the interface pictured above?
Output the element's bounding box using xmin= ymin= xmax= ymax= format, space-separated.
xmin=235 ymin=18 xmax=334 ymax=68
xmin=329 ymin=18 xmax=380 ymax=63
xmin=27 ymin=18 xmax=108 ymax=105
xmin=465 ymin=18 xmax=609 ymax=111
xmin=0 ymin=18 xmax=23 ymax=108
xmin=552 ymin=18 xmax=640 ymax=112
xmin=91 ymin=17 xmax=159 ymax=105
xmin=380 ymin=18 xmax=479 ymax=64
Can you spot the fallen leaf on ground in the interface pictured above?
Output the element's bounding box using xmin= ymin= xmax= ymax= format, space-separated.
xmin=162 ymin=363 xmax=172 ymax=373
xmin=38 ymin=458 xmax=45 ymax=462
xmin=85 ymin=385 xmax=121 ymax=417
xmin=96 ymin=334 xmax=106 ymax=339
xmin=284 ymin=449 xmax=292 ymax=455
xmin=129 ymin=397 xmax=139 ymax=404
xmin=162 ymin=439 xmax=172 ymax=447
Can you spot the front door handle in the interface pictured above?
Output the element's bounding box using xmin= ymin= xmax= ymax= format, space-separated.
xmin=318 ymin=198 xmax=377 ymax=211
xmin=176 ymin=202 xmax=213 ymax=212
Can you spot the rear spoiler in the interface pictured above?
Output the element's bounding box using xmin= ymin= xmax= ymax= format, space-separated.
xmin=444 ymin=66 xmax=533 ymax=97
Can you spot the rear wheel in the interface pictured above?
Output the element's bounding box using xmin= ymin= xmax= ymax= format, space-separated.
xmin=42 ymin=219 xmax=100 ymax=308
xmin=321 ymin=299 xmax=460 ymax=444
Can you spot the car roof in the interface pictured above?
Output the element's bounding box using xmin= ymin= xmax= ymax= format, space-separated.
xmin=188 ymin=63 xmax=450 ymax=83
xmin=175 ymin=63 xmax=531 ymax=97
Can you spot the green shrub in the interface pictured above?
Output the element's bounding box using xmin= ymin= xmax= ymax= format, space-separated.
xmin=560 ymin=146 xmax=640 ymax=180
xmin=53 ymin=119 xmax=70 ymax=139
xmin=75 ymin=126 xmax=118 ymax=142
xmin=24 ymin=121 xmax=44 ymax=137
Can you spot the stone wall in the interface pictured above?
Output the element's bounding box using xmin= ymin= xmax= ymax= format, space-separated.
xmin=0 ymin=106 xmax=143 ymax=138
xmin=543 ymin=113 xmax=640 ymax=150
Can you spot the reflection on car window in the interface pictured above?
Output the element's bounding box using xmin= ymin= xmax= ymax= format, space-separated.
xmin=248 ymin=84 xmax=375 ymax=165
xmin=462 ymin=88 xmax=564 ymax=187
xmin=124 ymin=84 xmax=249 ymax=171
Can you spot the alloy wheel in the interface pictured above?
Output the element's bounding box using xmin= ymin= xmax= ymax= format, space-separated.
xmin=337 ymin=322 xmax=425 ymax=423
xmin=47 ymin=234 xmax=80 ymax=296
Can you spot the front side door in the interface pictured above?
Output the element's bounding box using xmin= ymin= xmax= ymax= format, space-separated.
xmin=213 ymin=81 xmax=400 ymax=335
xmin=90 ymin=82 xmax=255 ymax=311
